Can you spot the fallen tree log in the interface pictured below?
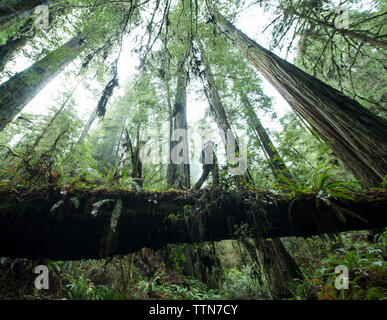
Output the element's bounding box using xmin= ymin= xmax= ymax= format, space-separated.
xmin=0 ymin=188 xmax=385 ymax=260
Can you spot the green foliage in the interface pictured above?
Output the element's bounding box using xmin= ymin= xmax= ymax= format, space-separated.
xmin=272 ymin=164 xmax=367 ymax=224
xmin=371 ymin=175 xmax=387 ymax=191
xmin=0 ymin=0 xmax=385 ymax=302
xmin=0 ymin=17 xmax=29 ymax=46
xmin=65 ymin=275 xmax=124 ymax=300
xmin=287 ymin=231 xmax=387 ymax=300
xmin=55 ymin=255 xmax=224 ymax=300
xmin=0 ymin=97 xmax=84 ymax=189
xmin=66 ymin=160 xmax=141 ymax=191
xmin=273 ymin=163 xmax=360 ymax=199
xmin=167 ymin=244 xmax=188 ymax=272
xmin=267 ymin=0 xmax=387 ymax=119
xmin=222 ymin=266 xmax=268 ymax=299
xmin=136 ymin=271 xmax=223 ymax=300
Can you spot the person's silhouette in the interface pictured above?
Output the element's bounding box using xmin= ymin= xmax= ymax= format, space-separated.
xmin=194 ymin=141 xmax=219 ymax=189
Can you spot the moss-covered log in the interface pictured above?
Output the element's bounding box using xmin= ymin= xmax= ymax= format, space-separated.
xmin=0 ymin=188 xmax=385 ymax=260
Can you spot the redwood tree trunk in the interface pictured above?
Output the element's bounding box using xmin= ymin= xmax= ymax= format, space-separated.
xmin=206 ymin=2 xmax=387 ymax=189
xmin=167 ymin=67 xmax=190 ymax=189
xmin=199 ymin=44 xmax=252 ymax=188
xmin=0 ymin=16 xmax=33 ymax=72
xmin=0 ymin=36 xmax=28 ymax=72
xmin=200 ymin=44 xmax=301 ymax=298
xmin=116 ymin=129 xmax=131 ymax=179
xmin=129 ymin=129 xmax=143 ymax=187
xmin=241 ymin=94 xmax=293 ymax=181
xmin=0 ymin=34 xmax=85 ymax=131
xmin=78 ymin=105 xmax=98 ymax=144
xmin=253 ymin=237 xmax=302 ymax=299
xmin=241 ymin=95 xmax=302 ymax=297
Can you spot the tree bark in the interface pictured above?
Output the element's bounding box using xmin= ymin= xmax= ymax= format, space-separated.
xmin=126 ymin=128 xmax=143 ymax=187
xmin=206 ymin=2 xmax=387 ymax=189
xmin=116 ymin=129 xmax=131 ymax=179
xmin=165 ymin=70 xmax=175 ymax=188
xmin=200 ymin=43 xmax=301 ymax=298
xmin=0 ymin=34 xmax=86 ymax=131
xmin=240 ymin=94 xmax=302 ymax=297
xmin=0 ymin=189 xmax=385 ymax=260
xmin=0 ymin=36 xmax=28 ymax=72
xmin=199 ymin=43 xmax=252 ymax=188
xmin=167 ymin=67 xmax=190 ymax=189
xmin=0 ymin=17 xmax=34 ymax=72
xmin=241 ymin=94 xmax=293 ymax=181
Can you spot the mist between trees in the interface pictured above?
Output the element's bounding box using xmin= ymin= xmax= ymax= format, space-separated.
xmin=139 ymin=127 xmax=247 ymax=170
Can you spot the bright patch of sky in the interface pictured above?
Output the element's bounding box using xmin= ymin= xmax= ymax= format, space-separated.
xmin=0 ymin=1 xmax=300 ymax=179
xmin=1 ymin=0 xmax=319 ymax=181
xmin=3 ymin=0 xmax=376 ymax=135
xmin=3 ymin=2 xmax=295 ymax=127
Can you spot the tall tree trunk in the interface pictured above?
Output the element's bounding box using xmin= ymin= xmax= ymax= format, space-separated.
xmin=167 ymin=67 xmax=190 ymax=189
xmin=0 ymin=36 xmax=28 ymax=72
xmin=165 ymin=66 xmax=201 ymax=284
xmin=241 ymin=95 xmax=302 ymax=298
xmin=241 ymin=94 xmax=293 ymax=181
xmin=116 ymin=128 xmax=143 ymax=187
xmin=77 ymin=105 xmax=98 ymax=144
xmin=0 ymin=17 xmax=34 ymax=73
xmin=129 ymin=128 xmax=143 ymax=187
xmin=0 ymin=0 xmax=46 ymax=27
xmin=27 ymin=85 xmax=78 ymax=156
xmin=253 ymin=237 xmax=303 ymax=299
xmin=165 ymin=71 xmax=176 ymax=188
xmin=199 ymin=43 xmax=252 ymax=188
xmin=0 ymin=34 xmax=86 ymax=131
xmin=116 ymin=130 xmax=130 ymax=179
xmin=206 ymin=2 xmax=387 ymax=189
xmin=200 ymin=44 xmax=301 ymax=298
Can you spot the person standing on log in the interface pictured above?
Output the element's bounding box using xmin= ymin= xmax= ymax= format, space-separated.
xmin=194 ymin=140 xmax=219 ymax=189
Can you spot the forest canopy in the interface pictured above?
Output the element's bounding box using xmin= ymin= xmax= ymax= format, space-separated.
xmin=0 ymin=0 xmax=386 ymax=301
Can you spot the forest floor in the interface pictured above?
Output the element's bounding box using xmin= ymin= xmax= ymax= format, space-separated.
xmin=0 ymin=230 xmax=386 ymax=300
xmin=0 ymin=258 xmax=67 ymax=300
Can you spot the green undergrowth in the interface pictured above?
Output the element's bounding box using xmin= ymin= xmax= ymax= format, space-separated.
xmin=272 ymin=163 xmax=366 ymax=199
xmin=54 ymin=253 xmax=226 ymax=300
xmin=284 ymin=230 xmax=387 ymax=300
xmin=0 ymin=229 xmax=385 ymax=300
xmin=0 ymin=154 xmax=385 ymax=300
